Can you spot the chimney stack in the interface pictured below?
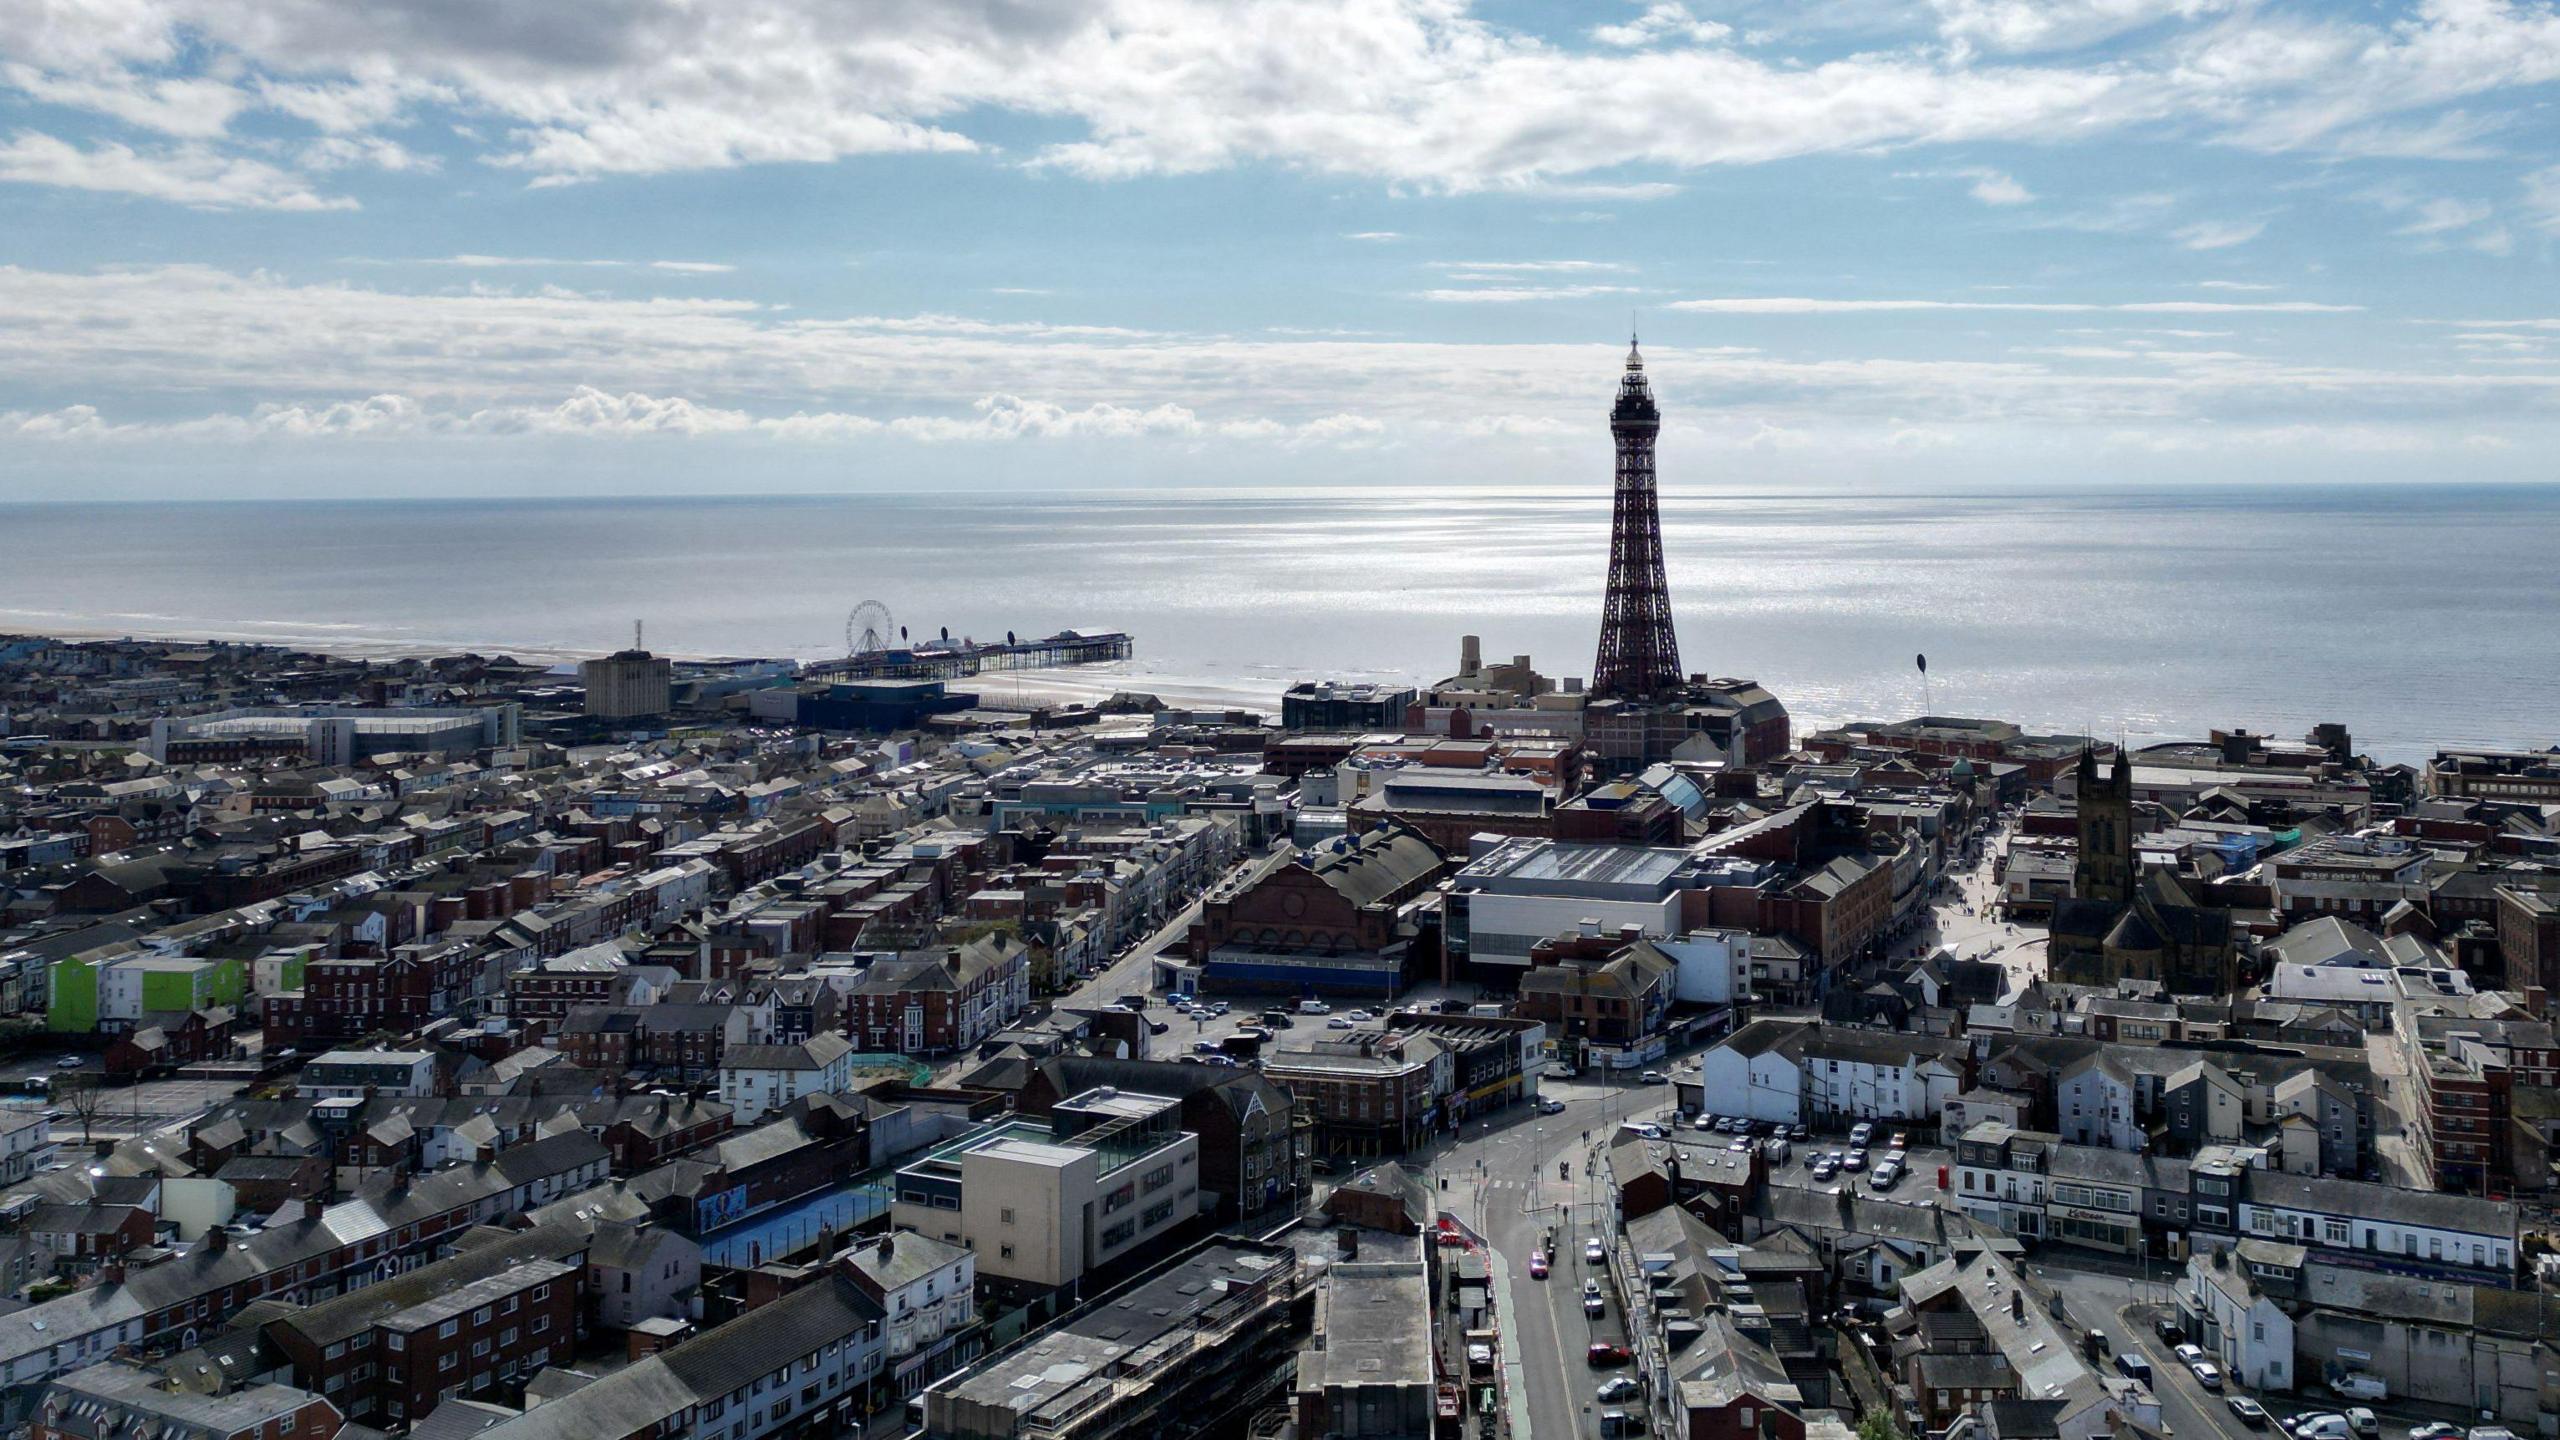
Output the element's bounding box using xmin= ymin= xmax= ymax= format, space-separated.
xmin=302 ymin=1195 xmax=326 ymax=1222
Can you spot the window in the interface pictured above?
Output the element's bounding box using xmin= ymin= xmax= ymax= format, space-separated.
xmin=1000 ymin=1208 xmax=1015 ymax=1225
xmin=387 ymin=1334 xmax=405 ymax=1352
xmin=438 ymin=1320 xmax=458 ymax=1339
xmin=472 ymin=1339 xmax=491 ymax=1358
xmin=472 ymin=1306 xmax=492 ymax=1325
xmin=999 ymin=1245 xmax=1015 ymax=1260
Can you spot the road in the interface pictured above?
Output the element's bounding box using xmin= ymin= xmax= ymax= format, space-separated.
xmin=2036 ymin=1258 xmax=2256 ymax=1440
xmin=1429 ymin=1068 xmax=1668 ymax=1440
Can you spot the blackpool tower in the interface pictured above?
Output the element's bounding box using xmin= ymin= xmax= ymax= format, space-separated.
xmin=1590 ymin=335 xmax=1683 ymax=700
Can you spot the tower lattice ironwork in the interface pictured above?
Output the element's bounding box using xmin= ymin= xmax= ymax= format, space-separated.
xmin=1590 ymin=336 xmax=1683 ymax=700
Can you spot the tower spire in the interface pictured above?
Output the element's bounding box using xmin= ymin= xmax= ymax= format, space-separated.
xmin=1591 ymin=337 xmax=1682 ymax=701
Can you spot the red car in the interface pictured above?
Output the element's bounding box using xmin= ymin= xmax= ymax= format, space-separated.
xmin=1587 ymin=1343 xmax=1632 ymax=1368
xmin=1528 ymin=1252 xmax=1550 ymax=1279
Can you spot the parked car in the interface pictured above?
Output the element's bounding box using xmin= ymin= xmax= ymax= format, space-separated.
xmin=2227 ymin=1398 xmax=2271 ymax=1428
xmin=2329 ymin=1373 xmax=2388 ymax=1402
xmin=1595 ymin=1377 xmax=1640 ymax=1403
xmin=1841 ymin=1149 xmax=1868 ymax=1172
xmin=1538 ymin=1097 xmax=1567 ymax=1115
xmin=1638 ymin=1069 xmax=1666 ymax=1084
xmin=2154 ymin=1315 xmax=2185 ymax=1344
xmin=1147 ymin=1021 xmax=1169 ymax=1035
xmin=1327 ymin=1015 xmax=1355 ymax=1029
xmin=1582 ymin=1278 xmax=1601 ymax=1298
xmin=1600 ymin=1411 xmax=1644 ymax=1437
xmin=1584 ymin=1293 xmax=1606 ymax=1318
xmin=2173 ymin=1345 xmax=2222 ymax=1389
xmin=2343 ymin=1410 xmax=2377 ymax=1440
xmin=1584 ymin=1238 xmax=1606 ymax=1263
xmin=1870 ymin=1159 xmax=1904 ymax=1189
xmin=1888 ymin=1130 xmax=1909 ymax=1149
xmin=1528 ymin=1252 xmax=1549 ymax=1279
xmin=1810 ymin=1155 xmax=1839 ymax=1181
xmin=1849 ymin=1121 xmax=1875 ymax=1147
xmin=1299 ymin=999 xmax=1331 ymax=1015
xmin=53 ymin=1056 xmax=82 ymax=1071
xmin=1586 ymin=1343 xmax=1631 ymax=1368
xmin=2404 ymin=1425 xmax=2463 ymax=1440
xmin=2286 ymin=1414 xmax=2350 ymax=1440
xmin=2114 ymin=1354 xmax=2152 ymax=1383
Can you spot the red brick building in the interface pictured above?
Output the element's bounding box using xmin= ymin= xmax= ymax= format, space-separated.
xmin=840 ymin=938 xmax=1029 ymax=1056
xmin=263 ymin=1228 xmax=589 ymax=1425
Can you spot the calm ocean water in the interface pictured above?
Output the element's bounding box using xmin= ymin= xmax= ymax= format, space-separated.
xmin=2 ymin=485 xmax=2554 ymax=765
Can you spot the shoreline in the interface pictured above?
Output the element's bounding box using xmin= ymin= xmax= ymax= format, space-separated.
xmin=7 ymin=622 xmax=1299 ymax=715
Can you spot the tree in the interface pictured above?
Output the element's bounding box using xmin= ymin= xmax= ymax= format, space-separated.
xmin=1857 ymin=1408 xmax=1907 ymax=1440
xmin=57 ymin=1072 xmax=108 ymax=1147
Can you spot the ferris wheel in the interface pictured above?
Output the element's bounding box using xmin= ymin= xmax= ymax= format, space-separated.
xmin=846 ymin=600 xmax=895 ymax=655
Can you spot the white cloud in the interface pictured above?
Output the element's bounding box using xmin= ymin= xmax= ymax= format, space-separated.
xmin=0 ymin=128 xmax=353 ymax=210
xmin=650 ymin=260 xmax=736 ymax=273
xmin=1343 ymin=231 xmax=1402 ymax=241
xmin=1929 ymin=0 xmax=2238 ymax=54
xmin=1 ymin=387 xmax=1391 ymax=449
xmin=1416 ymin=284 xmax=1639 ymax=303
xmin=423 ymin=254 xmax=626 ymax=268
xmin=2171 ymin=218 xmax=2266 ymax=250
xmin=4 ymin=264 xmax=2555 ymax=471
xmin=1592 ymin=3 xmax=1730 ymax=49
xmin=1669 ymin=296 xmax=2355 ymax=314
xmin=1898 ymin=165 xmax=2034 ymax=205
xmin=2194 ymin=280 xmax=2275 ymax=290
xmin=1432 ymin=260 xmax=1627 ymax=273
xmin=5 ymin=0 xmax=2560 ymax=202
xmin=2395 ymin=197 xmax=2493 ymax=235
xmin=2525 ymin=164 xmax=2560 ymax=232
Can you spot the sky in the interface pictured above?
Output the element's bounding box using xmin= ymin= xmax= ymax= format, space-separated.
xmin=3 ymin=0 xmax=2560 ymax=499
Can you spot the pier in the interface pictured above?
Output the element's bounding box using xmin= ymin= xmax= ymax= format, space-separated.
xmin=803 ymin=627 xmax=1133 ymax=681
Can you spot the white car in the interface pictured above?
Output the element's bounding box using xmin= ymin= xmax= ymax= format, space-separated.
xmin=1595 ymin=1377 xmax=1640 ymax=1403
xmin=1583 ymin=1238 xmax=1605 ymax=1263
xmin=2173 ymin=1344 xmax=2223 ymax=1389
xmin=1327 ymin=1015 xmax=1355 ymax=1029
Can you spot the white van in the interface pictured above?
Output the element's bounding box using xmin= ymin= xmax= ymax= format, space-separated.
xmin=1299 ymin=999 xmax=1331 ymax=1015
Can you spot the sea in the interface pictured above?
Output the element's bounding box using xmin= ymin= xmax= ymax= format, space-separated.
xmin=2 ymin=484 xmax=2555 ymax=767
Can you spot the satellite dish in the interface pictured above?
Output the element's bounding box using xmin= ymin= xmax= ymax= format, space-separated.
xmin=845 ymin=601 xmax=893 ymax=655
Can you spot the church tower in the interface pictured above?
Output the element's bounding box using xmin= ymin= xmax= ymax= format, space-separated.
xmin=2072 ymin=746 xmax=2135 ymax=906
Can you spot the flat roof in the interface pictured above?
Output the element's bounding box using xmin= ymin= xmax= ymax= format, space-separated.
xmin=1312 ymin=1261 xmax=1433 ymax=1393
xmin=1459 ymin=838 xmax=1688 ymax=894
